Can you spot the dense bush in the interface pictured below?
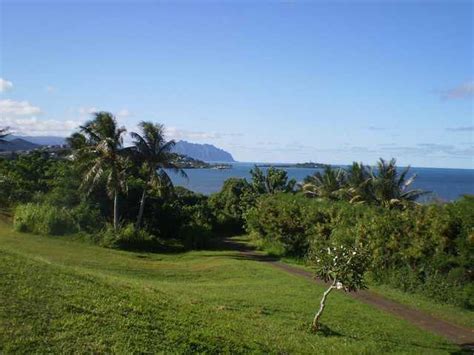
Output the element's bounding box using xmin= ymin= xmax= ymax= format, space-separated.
xmin=101 ymin=223 xmax=154 ymax=249
xmin=208 ymin=178 xmax=253 ymax=233
xmin=14 ymin=203 xmax=78 ymax=235
xmin=245 ymin=193 xmax=474 ymax=308
xmin=13 ymin=202 xmax=104 ymax=236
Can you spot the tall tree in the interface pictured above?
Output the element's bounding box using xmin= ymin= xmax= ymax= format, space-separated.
xmin=370 ymin=158 xmax=427 ymax=207
xmin=130 ymin=121 xmax=187 ymax=229
xmin=343 ymin=162 xmax=373 ymax=204
xmin=302 ymin=166 xmax=346 ymax=200
xmin=73 ymin=112 xmax=127 ymax=230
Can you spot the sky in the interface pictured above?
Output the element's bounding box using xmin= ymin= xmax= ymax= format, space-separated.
xmin=0 ymin=0 xmax=473 ymax=168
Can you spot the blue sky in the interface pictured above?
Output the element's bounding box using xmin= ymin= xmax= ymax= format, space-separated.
xmin=1 ymin=1 xmax=473 ymax=168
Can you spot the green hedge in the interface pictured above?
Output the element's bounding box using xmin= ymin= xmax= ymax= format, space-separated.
xmin=245 ymin=193 xmax=474 ymax=308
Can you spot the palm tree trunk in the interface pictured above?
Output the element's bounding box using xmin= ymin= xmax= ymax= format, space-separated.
xmin=136 ymin=188 xmax=147 ymax=229
xmin=312 ymin=279 xmax=337 ymax=332
xmin=113 ymin=192 xmax=119 ymax=231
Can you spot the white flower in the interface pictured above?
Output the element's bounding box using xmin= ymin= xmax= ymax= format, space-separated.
xmin=352 ymin=251 xmax=356 ymax=255
xmin=336 ymin=282 xmax=343 ymax=290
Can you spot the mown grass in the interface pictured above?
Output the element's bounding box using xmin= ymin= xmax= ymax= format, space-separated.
xmin=0 ymin=222 xmax=462 ymax=353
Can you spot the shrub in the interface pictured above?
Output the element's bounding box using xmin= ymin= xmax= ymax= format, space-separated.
xmin=14 ymin=203 xmax=77 ymax=235
xmin=209 ymin=178 xmax=253 ymax=234
xmin=245 ymin=193 xmax=474 ymax=309
xmin=70 ymin=202 xmax=104 ymax=233
xmin=308 ymin=243 xmax=369 ymax=331
xmin=101 ymin=223 xmax=154 ymax=249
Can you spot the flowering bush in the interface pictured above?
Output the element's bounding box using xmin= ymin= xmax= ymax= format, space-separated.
xmin=310 ymin=244 xmax=369 ymax=292
xmin=308 ymin=244 xmax=369 ymax=332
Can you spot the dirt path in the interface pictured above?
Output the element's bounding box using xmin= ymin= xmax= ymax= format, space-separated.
xmin=224 ymin=238 xmax=474 ymax=348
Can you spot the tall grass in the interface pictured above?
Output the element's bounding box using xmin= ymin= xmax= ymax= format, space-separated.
xmin=13 ymin=203 xmax=77 ymax=236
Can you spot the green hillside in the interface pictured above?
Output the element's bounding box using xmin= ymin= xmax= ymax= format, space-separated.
xmin=0 ymin=221 xmax=459 ymax=354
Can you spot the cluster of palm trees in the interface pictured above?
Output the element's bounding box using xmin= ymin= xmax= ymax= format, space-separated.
xmin=68 ymin=112 xmax=186 ymax=231
xmin=301 ymin=159 xmax=427 ymax=207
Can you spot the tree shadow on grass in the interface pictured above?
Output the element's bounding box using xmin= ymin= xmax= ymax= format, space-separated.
xmin=310 ymin=324 xmax=344 ymax=337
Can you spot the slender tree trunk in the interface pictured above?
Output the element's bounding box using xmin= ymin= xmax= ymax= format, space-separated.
xmin=113 ymin=192 xmax=119 ymax=231
xmin=136 ymin=188 xmax=147 ymax=229
xmin=312 ymin=279 xmax=337 ymax=332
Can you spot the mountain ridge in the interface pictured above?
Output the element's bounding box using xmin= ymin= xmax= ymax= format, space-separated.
xmin=2 ymin=135 xmax=236 ymax=162
xmin=173 ymin=140 xmax=235 ymax=162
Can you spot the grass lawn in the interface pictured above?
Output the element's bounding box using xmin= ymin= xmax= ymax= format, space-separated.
xmin=278 ymin=255 xmax=474 ymax=330
xmin=0 ymin=222 xmax=463 ymax=353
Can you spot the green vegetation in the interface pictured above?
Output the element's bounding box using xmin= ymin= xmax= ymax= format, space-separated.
xmin=309 ymin=244 xmax=370 ymax=331
xmin=245 ymin=193 xmax=474 ymax=309
xmin=1 ymin=116 xmax=473 ymax=351
xmin=0 ymin=222 xmax=460 ymax=353
xmin=302 ymin=159 xmax=427 ymax=206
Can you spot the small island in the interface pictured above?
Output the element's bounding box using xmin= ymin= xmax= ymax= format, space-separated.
xmin=172 ymin=154 xmax=232 ymax=169
xmin=256 ymin=161 xmax=329 ymax=169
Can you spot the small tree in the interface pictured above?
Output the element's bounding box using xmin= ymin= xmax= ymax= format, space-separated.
xmin=308 ymin=244 xmax=369 ymax=332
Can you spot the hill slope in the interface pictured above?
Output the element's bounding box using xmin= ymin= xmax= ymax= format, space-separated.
xmin=0 ymin=222 xmax=458 ymax=353
xmin=0 ymin=138 xmax=40 ymax=152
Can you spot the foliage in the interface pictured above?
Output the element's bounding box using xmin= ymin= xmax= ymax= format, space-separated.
xmin=308 ymin=243 xmax=370 ymax=332
xmin=130 ymin=121 xmax=187 ymax=228
xmin=246 ymin=193 xmax=474 ymax=308
xmin=249 ymin=166 xmax=296 ymax=194
xmin=370 ymin=158 xmax=427 ymax=207
xmin=101 ymin=223 xmax=154 ymax=249
xmin=13 ymin=203 xmax=77 ymax=236
xmin=72 ymin=112 xmax=128 ymax=230
xmin=309 ymin=244 xmax=369 ymax=292
xmin=0 ymin=152 xmax=56 ymax=206
xmin=208 ymin=178 xmax=253 ymax=233
xmin=209 ymin=167 xmax=296 ymax=234
xmin=302 ymin=158 xmax=427 ymax=207
xmin=302 ymin=166 xmax=346 ymax=200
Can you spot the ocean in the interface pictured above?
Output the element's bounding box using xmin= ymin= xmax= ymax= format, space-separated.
xmin=169 ymin=162 xmax=474 ymax=202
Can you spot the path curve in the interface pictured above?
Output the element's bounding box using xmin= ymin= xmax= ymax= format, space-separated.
xmin=224 ymin=238 xmax=474 ymax=348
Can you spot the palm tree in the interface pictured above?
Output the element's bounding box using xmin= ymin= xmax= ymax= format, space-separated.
xmin=130 ymin=121 xmax=187 ymax=229
xmin=74 ymin=112 xmax=128 ymax=230
xmin=302 ymin=166 xmax=346 ymax=200
xmin=370 ymin=158 xmax=427 ymax=207
xmin=343 ymin=162 xmax=373 ymax=204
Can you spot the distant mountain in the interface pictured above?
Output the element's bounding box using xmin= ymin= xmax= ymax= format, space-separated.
xmin=6 ymin=135 xmax=66 ymax=146
xmin=172 ymin=141 xmax=235 ymax=162
xmin=0 ymin=138 xmax=40 ymax=152
xmin=1 ymin=135 xmax=235 ymax=162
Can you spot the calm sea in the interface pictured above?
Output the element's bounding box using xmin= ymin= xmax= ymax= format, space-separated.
xmin=169 ymin=162 xmax=474 ymax=202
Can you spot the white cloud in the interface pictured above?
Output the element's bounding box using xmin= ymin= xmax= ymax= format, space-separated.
xmin=0 ymin=78 xmax=13 ymax=93
xmin=440 ymin=81 xmax=474 ymax=100
xmin=163 ymin=127 xmax=243 ymax=141
xmin=0 ymin=79 xmax=13 ymax=93
xmin=0 ymin=99 xmax=41 ymax=116
xmin=166 ymin=127 xmax=222 ymax=141
xmin=116 ymin=108 xmax=132 ymax=118
xmin=45 ymin=85 xmax=56 ymax=93
xmin=0 ymin=117 xmax=80 ymax=136
xmin=78 ymin=106 xmax=99 ymax=115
